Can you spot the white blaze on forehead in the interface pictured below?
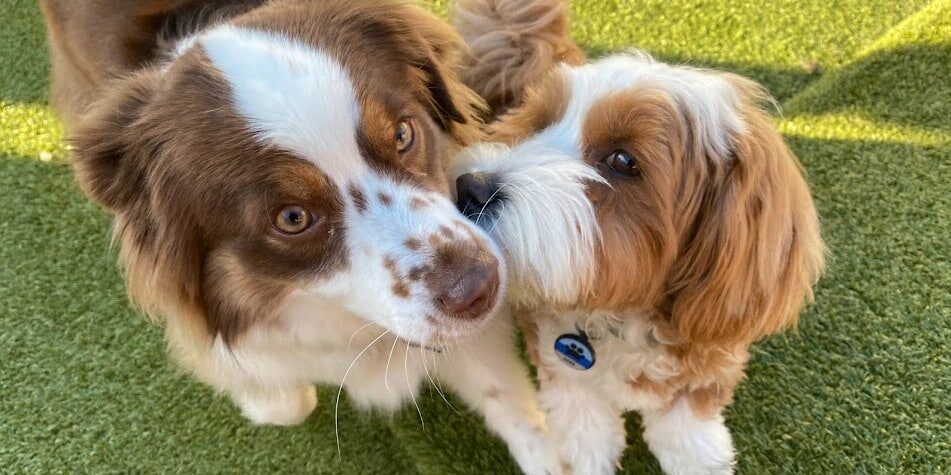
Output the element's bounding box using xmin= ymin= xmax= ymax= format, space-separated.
xmin=200 ymin=25 xmax=365 ymax=184
xmin=559 ymin=53 xmax=747 ymax=159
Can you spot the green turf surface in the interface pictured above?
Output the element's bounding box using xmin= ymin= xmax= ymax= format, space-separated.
xmin=1 ymin=0 xmax=948 ymax=473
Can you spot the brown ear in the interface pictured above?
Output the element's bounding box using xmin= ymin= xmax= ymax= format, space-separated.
xmin=666 ymin=81 xmax=825 ymax=344
xmin=71 ymin=69 xmax=162 ymax=211
xmin=71 ymin=69 xmax=207 ymax=332
xmin=404 ymin=5 xmax=485 ymax=144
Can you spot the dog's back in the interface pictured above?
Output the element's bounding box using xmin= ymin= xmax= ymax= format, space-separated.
xmin=39 ymin=0 xmax=263 ymax=125
xmin=452 ymin=0 xmax=583 ymax=116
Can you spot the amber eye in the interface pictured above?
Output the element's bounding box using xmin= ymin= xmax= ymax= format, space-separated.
xmin=605 ymin=150 xmax=639 ymax=176
xmin=274 ymin=205 xmax=313 ymax=235
xmin=395 ymin=119 xmax=416 ymax=154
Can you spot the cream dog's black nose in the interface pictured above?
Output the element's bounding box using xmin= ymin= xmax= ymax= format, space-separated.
xmin=456 ymin=172 xmax=502 ymax=216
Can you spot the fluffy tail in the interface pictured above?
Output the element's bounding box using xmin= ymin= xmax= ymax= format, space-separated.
xmin=452 ymin=0 xmax=584 ymax=116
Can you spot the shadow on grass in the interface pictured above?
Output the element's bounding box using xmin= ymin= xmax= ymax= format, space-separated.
xmin=582 ymin=45 xmax=824 ymax=103
xmin=785 ymin=44 xmax=951 ymax=134
xmin=582 ymin=43 xmax=951 ymax=137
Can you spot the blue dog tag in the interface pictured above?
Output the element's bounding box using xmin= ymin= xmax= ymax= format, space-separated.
xmin=554 ymin=333 xmax=596 ymax=370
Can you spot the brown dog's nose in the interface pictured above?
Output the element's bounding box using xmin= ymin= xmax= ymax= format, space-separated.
xmin=431 ymin=248 xmax=500 ymax=320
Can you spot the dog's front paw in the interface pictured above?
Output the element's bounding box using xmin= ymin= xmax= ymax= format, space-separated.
xmin=555 ymin=428 xmax=625 ymax=475
xmin=507 ymin=424 xmax=563 ymax=475
xmin=235 ymin=385 xmax=317 ymax=426
xmin=641 ymin=399 xmax=735 ymax=475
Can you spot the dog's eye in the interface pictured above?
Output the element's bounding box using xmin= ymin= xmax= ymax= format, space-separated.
xmin=274 ymin=205 xmax=313 ymax=235
xmin=605 ymin=150 xmax=639 ymax=176
xmin=395 ymin=119 xmax=416 ymax=154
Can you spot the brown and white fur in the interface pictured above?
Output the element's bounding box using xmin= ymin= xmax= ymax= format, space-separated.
xmin=42 ymin=1 xmax=559 ymax=472
xmin=453 ymin=1 xmax=826 ymax=473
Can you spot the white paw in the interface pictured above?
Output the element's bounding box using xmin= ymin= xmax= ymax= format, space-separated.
xmin=642 ymin=399 xmax=735 ymax=475
xmin=508 ymin=425 xmax=564 ymax=475
xmin=540 ymin=387 xmax=626 ymax=475
xmin=235 ymin=385 xmax=317 ymax=426
xmin=558 ymin=434 xmax=625 ymax=475
xmin=650 ymin=443 xmax=735 ymax=475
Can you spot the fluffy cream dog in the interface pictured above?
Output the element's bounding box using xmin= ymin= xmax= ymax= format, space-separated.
xmin=453 ymin=1 xmax=825 ymax=473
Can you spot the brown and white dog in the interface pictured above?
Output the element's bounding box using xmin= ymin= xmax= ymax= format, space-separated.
xmin=42 ymin=1 xmax=559 ymax=472
xmin=453 ymin=1 xmax=826 ymax=473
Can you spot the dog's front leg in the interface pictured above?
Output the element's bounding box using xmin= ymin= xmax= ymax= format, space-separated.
xmin=437 ymin=317 xmax=562 ymax=475
xmin=230 ymin=384 xmax=318 ymax=426
xmin=641 ymin=396 xmax=735 ymax=475
xmin=538 ymin=370 xmax=626 ymax=475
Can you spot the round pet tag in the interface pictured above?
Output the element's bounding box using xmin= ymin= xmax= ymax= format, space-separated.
xmin=553 ymin=333 xmax=596 ymax=370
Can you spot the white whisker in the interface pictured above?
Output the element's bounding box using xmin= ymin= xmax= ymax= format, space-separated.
xmin=384 ymin=336 xmax=399 ymax=394
xmin=487 ymin=199 xmax=506 ymax=234
xmin=475 ymin=184 xmax=507 ymax=226
xmin=336 ymin=329 xmax=389 ymax=457
xmin=404 ymin=347 xmax=424 ymax=430
xmin=346 ymin=321 xmax=377 ymax=351
xmin=420 ymin=344 xmax=459 ymax=414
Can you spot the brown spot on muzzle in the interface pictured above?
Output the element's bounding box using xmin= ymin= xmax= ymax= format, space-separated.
xmin=383 ymin=255 xmax=412 ymax=299
xmin=438 ymin=225 xmax=455 ymax=240
xmin=393 ymin=282 xmax=410 ymax=298
xmin=349 ymin=184 xmax=368 ymax=214
xmin=408 ymin=264 xmax=428 ymax=281
xmin=405 ymin=237 xmax=422 ymax=251
xmin=410 ymin=196 xmax=431 ymax=210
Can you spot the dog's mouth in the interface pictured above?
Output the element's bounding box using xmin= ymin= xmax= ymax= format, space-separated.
xmin=455 ymin=172 xmax=505 ymax=230
xmin=397 ymin=336 xmax=444 ymax=353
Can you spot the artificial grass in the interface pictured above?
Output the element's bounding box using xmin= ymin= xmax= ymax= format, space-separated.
xmin=1 ymin=0 xmax=948 ymax=473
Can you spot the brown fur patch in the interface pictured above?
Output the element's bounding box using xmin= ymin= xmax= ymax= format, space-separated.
xmin=349 ymin=184 xmax=368 ymax=214
xmin=377 ymin=192 xmax=393 ymax=206
xmin=408 ymin=265 xmax=428 ymax=282
xmin=39 ymin=0 xmax=264 ymax=125
xmin=576 ymin=88 xmax=683 ymax=309
xmin=383 ymin=255 xmax=413 ymax=300
xmin=410 ymin=196 xmax=430 ymax=210
xmin=405 ymin=237 xmax=422 ymax=251
xmin=490 ymin=70 xmax=571 ymax=145
xmin=383 ymin=256 xmax=399 ymax=276
xmin=392 ymin=282 xmax=410 ymax=298
xmin=438 ymin=225 xmax=456 ymax=240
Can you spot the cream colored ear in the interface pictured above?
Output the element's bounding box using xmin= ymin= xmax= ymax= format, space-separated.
xmin=667 ymin=91 xmax=825 ymax=344
xmin=452 ymin=0 xmax=584 ymax=115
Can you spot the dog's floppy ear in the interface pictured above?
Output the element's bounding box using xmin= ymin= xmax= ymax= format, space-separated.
xmin=403 ymin=5 xmax=485 ymax=143
xmin=666 ymin=78 xmax=825 ymax=344
xmin=71 ymin=69 xmax=162 ymax=212
xmin=71 ymin=69 xmax=207 ymax=332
